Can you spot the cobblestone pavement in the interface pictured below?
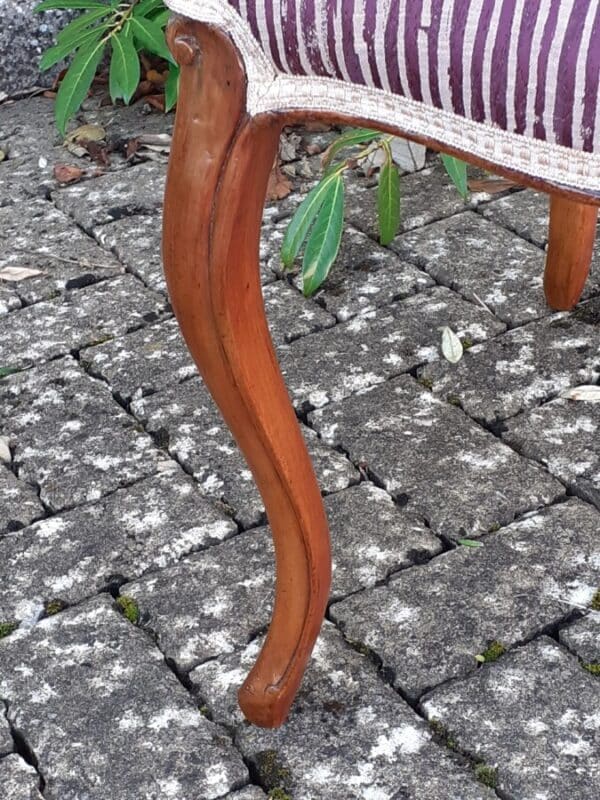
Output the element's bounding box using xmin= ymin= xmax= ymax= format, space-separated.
xmin=0 ymin=97 xmax=599 ymax=800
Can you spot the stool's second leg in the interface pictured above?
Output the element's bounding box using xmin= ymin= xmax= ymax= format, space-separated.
xmin=544 ymin=195 xmax=598 ymax=310
xmin=163 ymin=17 xmax=331 ymax=727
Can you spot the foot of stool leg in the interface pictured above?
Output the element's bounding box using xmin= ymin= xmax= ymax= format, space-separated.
xmin=544 ymin=195 xmax=598 ymax=311
xmin=162 ymin=17 xmax=331 ymax=728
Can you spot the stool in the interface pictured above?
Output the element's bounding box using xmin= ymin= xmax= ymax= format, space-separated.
xmin=161 ymin=0 xmax=600 ymax=727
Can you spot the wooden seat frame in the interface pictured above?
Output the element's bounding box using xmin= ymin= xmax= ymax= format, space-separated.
xmin=162 ymin=16 xmax=599 ymax=728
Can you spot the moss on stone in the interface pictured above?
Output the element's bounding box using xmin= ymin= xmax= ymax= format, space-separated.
xmin=418 ymin=376 xmax=434 ymax=390
xmin=116 ymin=595 xmax=140 ymax=625
xmin=255 ymin=750 xmax=292 ymax=793
xmin=582 ymin=662 xmax=600 ymax=676
xmin=268 ymin=790 xmax=292 ymax=800
xmin=446 ymin=394 xmax=462 ymax=407
xmin=589 ymin=589 xmax=600 ymax=611
xmin=488 ymin=522 xmax=501 ymax=533
xmin=474 ymin=764 xmax=498 ymax=788
xmin=44 ymin=598 xmax=67 ymax=616
xmin=477 ymin=640 xmax=506 ymax=663
xmin=461 ymin=336 xmax=474 ymax=350
xmin=0 ymin=621 xmax=18 ymax=639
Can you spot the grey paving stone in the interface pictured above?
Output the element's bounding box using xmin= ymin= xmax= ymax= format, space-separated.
xmin=503 ymin=396 xmax=600 ymax=510
xmin=479 ymin=189 xmax=553 ymax=248
xmin=97 ymin=212 xmax=276 ymax=294
xmin=420 ymin=316 xmax=600 ymax=424
xmin=124 ymin=529 xmax=274 ymax=671
xmin=132 ymin=377 xmax=359 ymax=527
xmin=421 ymin=637 xmax=600 ymax=800
xmin=0 ymin=98 xmax=58 ymax=160
xmin=0 ymin=467 xmax=44 ymax=535
xmin=344 ymin=159 xmax=472 ymax=241
xmin=0 ymin=755 xmax=42 ymax=800
xmin=392 ymin=211 xmax=559 ymax=326
xmin=0 ymin=708 xmax=11 ymax=757
xmin=279 ymin=286 xmax=505 ymax=411
xmin=0 ymin=596 xmax=248 ymax=799
xmin=0 ymin=357 xmax=167 ymax=511
xmin=122 ymin=483 xmax=441 ymax=671
xmin=190 ymin=624 xmax=495 ymax=800
xmin=559 ymin=614 xmax=600 ymax=664
xmin=81 ymin=318 xmax=195 ymax=404
xmin=290 ymin=224 xmax=434 ymax=321
xmin=325 ymin=483 xmax=442 ymax=599
xmin=0 ymin=156 xmax=56 ymax=209
xmin=0 ymin=199 xmax=123 ymax=306
xmin=331 ymin=499 xmax=600 ymax=700
xmin=0 ymin=470 xmax=236 ymax=624
xmin=481 ymin=189 xmax=600 ymax=268
xmin=261 ymin=280 xmax=336 ymax=342
xmin=53 ymin=162 xmax=166 ymax=230
xmin=93 ymin=214 xmax=168 ymax=294
xmin=0 ymin=283 xmax=20 ymax=316
xmin=222 ymin=789 xmax=266 ymax=800
xmin=0 ymin=275 xmax=166 ymax=370
xmin=310 ymin=375 xmax=562 ymax=539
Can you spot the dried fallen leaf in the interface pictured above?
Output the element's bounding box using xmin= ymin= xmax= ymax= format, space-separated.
xmin=0 ymin=436 xmax=10 ymax=463
xmin=441 ymin=326 xmax=464 ymax=364
xmin=560 ymin=385 xmax=600 ymax=403
xmin=53 ymin=164 xmax=85 ymax=184
xmin=0 ymin=267 xmax=45 ymax=282
xmin=83 ymin=140 xmax=111 ymax=166
xmin=65 ymin=123 xmax=106 ymax=144
xmin=267 ymin=160 xmax=293 ymax=201
xmin=0 ymin=149 xmax=6 ymax=162
xmin=468 ymin=176 xmax=519 ymax=194
xmin=126 ymin=137 xmax=140 ymax=160
xmin=144 ymin=94 xmax=166 ymax=112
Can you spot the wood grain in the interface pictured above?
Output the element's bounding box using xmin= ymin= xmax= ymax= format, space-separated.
xmin=163 ymin=17 xmax=331 ymax=728
xmin=544 ymin=197 xmax=598 ymax=310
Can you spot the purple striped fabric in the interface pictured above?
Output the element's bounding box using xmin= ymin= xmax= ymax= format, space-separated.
xmin=222 ymin=0 xmax=599 ymax=153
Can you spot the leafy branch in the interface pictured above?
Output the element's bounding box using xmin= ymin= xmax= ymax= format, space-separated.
xmin=282 ymin=129 xmax=468 ymax=296
xmin=35 ymin=0 xmax=177 ymax=135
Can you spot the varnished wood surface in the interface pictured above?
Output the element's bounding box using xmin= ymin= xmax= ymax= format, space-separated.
xmin=163 ymin=17 xmax=331 ymax=728
xmin=544 ymin=197 xmax=598 ymax=310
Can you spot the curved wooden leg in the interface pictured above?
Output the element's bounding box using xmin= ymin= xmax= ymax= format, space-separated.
xmin=162 ymin=17 xmax=331 ymax=727
xmin=544 ymin=195 xmax=598 ymax=311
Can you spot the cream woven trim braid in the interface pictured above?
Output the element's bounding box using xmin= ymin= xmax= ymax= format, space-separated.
xmin=165 ymin=0 xmax=600 ymax=194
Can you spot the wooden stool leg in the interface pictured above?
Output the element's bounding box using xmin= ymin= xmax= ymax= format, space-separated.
xmin=544 ymin=195 xmax=598 ymax=310
xmin=163 ymin=18 xmax=331 ymax=728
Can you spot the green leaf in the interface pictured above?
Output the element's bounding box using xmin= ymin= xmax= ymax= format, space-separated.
xmin=441 ymin=153 xmax=469 ymax=200
xmin=302 ymin=175 xmax=345 ymax=296
xmin=133 ymin=0 xmax=165 ymax=17
xmin=54 ymin=36 xmax=106 ymax=136
xmin=36 ymin=0 xmax=107 ymax=10
xmin=458 ymin=539 xmax=484 ymax=548
xmin=40 ymin=24 xmax=105 ymax=70
xmin=378 ymin=154 xmax=401 ymax=245
xmin=56 ymin=7 xmax=114 ymax=46
xmin=130 ymin=16 xmax=174 ymax=63
xmin=0 ymin=367 xmax=18 ymax=379
xmin=322 ymin=127 xmax=382 ymax=168
xmin=281 ymin=171 xmax=343 ymax=268
xmin=164 ymin=64 xmax=180 ymax=112
xmin=150 ymin=8 xmax=170 ymax=27
xmin=109 ymin=27 xmax=141 ymax=104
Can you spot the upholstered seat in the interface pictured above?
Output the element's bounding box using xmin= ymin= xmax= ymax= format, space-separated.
xmin=162 ymin=1 xmax=599 ymax=729
xmin=168 ymin=0 xmax=600 ymax=193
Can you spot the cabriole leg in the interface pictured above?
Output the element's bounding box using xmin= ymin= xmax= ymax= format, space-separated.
xmin=544 ymin=195 xmax=598 ymax=310
xmin=162 ymin=17 xmax=331 ymax=728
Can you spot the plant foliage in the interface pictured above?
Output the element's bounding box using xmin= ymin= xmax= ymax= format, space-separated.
xmin=282 ymin=128 xmax=468 ymax=296
xmin=36 ymin=0 xmax=177 ymax=135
